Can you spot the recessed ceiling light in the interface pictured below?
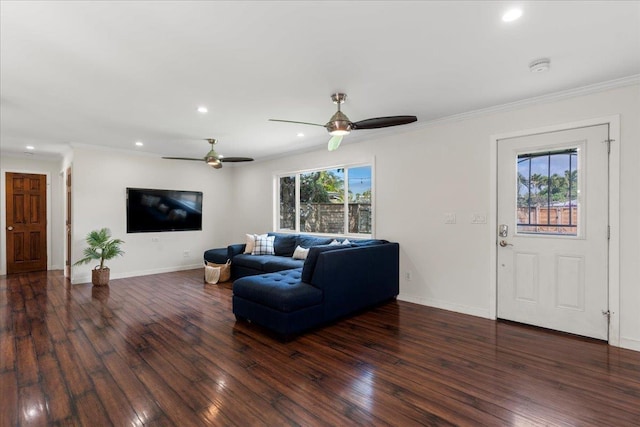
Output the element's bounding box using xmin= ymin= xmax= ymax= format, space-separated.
xmin=197 ymin=106 xmax=208 ymax=114
xmin=135 ymin=141 xmax=144 ymax=146
xmin=297 ymin=133 xmax=305 ymax=137
xmin=502 ymin=8 xmax=523 ymax=22
xmin=25 ymin=145 xmax=35 ymax=150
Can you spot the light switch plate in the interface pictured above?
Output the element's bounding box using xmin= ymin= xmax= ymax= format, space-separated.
xmin=471 ymin=213 xmax=487 ymax=224
xmin=444 ymin=213 xmax=456 ymax=224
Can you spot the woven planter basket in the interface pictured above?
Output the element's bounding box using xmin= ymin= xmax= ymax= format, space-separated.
xmin=92 ymin=267 xmax=111 ymax=286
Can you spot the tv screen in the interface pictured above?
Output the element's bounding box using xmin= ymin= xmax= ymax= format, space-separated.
xmin=126 ymin=187 xmax=203 ymax=233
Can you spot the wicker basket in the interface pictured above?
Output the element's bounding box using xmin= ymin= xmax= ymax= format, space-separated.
xmin=92 ymin=267 xmax=111 ymax=286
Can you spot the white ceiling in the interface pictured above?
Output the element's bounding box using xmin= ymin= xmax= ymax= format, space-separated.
xmin=1 ymin=1 xmax=639 ymax=161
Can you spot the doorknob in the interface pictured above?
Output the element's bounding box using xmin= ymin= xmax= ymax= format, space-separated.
xmin=499 ymin=240 xmax=513 ymax=247
xmin=7 ymin=226 xmax=13 ymax=231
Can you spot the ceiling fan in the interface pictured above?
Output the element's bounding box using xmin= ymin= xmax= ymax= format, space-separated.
xmin=162 ymin=139 xmax=253 ymax=169
xmin=270 ymin=93 xmax=417 ymax=151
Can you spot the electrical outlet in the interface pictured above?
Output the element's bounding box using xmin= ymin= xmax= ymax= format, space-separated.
xmin=444 ymin=213 xmax=456 ymax=224
xmin=183 ymin=250 xmax=190 ymax=258
xmin=151 ymin=237 xmax=159 ymax=242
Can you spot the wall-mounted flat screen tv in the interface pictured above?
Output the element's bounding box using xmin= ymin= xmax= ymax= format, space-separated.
xmin=126 ymin=187 xmax=203 ymax=233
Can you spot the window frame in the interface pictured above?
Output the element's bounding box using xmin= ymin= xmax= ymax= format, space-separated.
xmin=514 ymin=142 xmax=585 ymax=239
xmin=274 ymin=161 xmax=375 ymax=238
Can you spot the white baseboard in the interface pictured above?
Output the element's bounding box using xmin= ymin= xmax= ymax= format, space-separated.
xmin=397 ymin=293 xmax=492 ymax=319
xmin=71 ymin=263 xmax=202 ymax=285
xmin=619 ymin=337 xmax=640 ymax=353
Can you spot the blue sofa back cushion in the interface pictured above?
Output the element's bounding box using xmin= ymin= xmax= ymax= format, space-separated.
xmin=301 ymin=244 xmax=351 ymax=283
xmin=350 ymin=239 xmax=389 ymax=246
xmin=268 ymin=232 xmax=298 ymax=257
xmin=296 ymin=235 xmax=333 ymax=249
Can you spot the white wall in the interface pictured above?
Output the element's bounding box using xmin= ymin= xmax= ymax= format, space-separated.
xmin=228 ymin=84 xmax=640 ymax=351
xmin=70 ymin=147 xmax=235 ymax=284
xmin=0 ymin=155 xmax=65 ymax=275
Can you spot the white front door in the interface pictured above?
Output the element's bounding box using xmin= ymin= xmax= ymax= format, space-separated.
xmin=497 ymin=124 xmax=610 ymax=340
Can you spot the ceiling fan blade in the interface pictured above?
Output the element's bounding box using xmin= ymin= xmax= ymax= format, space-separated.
xmin=162 ymin=157 xmax=204 ymax=161
xmin=352 ymin=115 xmax=417 ymax=130
xmin=269 ymin=119 xmax=326 ymax=127
xmin=327 ymin=135 xmax=343 ymax=151
xmin=220 ymin=157 xmax=254 ymax=163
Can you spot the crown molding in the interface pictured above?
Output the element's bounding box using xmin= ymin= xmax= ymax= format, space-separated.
xmin=413 ymin=74 xmax=640 ymax=130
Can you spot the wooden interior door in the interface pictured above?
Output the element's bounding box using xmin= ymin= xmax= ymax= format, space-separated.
xmin=6 ymin=172 xmax=47 ymax=274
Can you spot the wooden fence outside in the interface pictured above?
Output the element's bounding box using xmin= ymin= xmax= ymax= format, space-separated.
xmin=517 ymin=206 xmax=578 ymax=234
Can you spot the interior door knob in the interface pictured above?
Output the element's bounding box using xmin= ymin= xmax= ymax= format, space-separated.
xmin=7 ymin=226 xmax=13 ymax=231
xmin=499 ymin=240 xmax=513 ymax=247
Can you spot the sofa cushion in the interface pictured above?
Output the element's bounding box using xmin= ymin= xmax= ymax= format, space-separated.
xmin=244 ymin=233 xmax=261 ymax=254
xmin=233 ymin=254 xmax=277 ymax=270
xmin=264 ymin=257 xmax=304 ymax=272
xmin=268 ymin=232 xmax=298 ymax=257
xmin=301 ymin=244 xmax=350 ymax=283
xmin=252 ymin=235 xmax=275 ymax=255
xmin=350 ymin=239 xmax=388 ymax=246
xmin=233 ymin=269 xmax=322 ymax=312
xmin=296 ymin=235 xmax=333 ymax=248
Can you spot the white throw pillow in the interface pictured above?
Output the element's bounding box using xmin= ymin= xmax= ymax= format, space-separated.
xmin=292 ymin=245 xmax=310 ymax=260
xmin=252 ymin=235 xmax=275 ymax=255
xmin=342 ymin=239 xmax=351 ymax=245
xmin=329 ymin=239 xmax=341 ymax=246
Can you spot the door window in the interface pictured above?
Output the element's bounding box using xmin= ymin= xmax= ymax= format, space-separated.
xmin=516 ymin=148 xmax=579 ymax=236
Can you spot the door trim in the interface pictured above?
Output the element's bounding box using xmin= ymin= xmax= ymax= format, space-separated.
xmin=489 ymin=115 xmax=620 ymax=346
xmin=0 ymin=169 xmax=53 ymax=276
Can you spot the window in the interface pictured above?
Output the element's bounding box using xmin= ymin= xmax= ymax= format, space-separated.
xmin=517 ymin=148 xmax=579 ymax=235
xmin=277 ymin=164 xmax=373 ymax=236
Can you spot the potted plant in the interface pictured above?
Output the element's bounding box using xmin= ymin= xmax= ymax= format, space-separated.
xmin=74 ymin=228 xmax=125 ymax=286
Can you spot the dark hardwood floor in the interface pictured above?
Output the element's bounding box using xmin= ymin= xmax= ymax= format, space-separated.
xmin=1 ymin=269 xmax=639 ymax=426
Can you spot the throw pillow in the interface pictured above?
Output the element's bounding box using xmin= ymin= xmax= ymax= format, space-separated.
xmin=292 ymin=245 xmax=310 ymax=260
xmin=342 ymin=239 xmax=351 ymax=245
xmin=252 ymin=235 xmax=275 ymax=255
xmin=244 ymin=233 xmax=267 ymax=254
xmin=329 ymin=239 xmax=341 ymax=246
xmin=244 ymin=234 xmax=256 ymax=254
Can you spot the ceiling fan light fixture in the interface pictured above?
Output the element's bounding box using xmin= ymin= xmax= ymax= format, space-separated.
xmin=327 ymin=110 xmax=352 ymax=136
xmin=205 ymin=147 xmax=221 ymax=167
xmin=328 ymin=127 xmax=350 ymax=136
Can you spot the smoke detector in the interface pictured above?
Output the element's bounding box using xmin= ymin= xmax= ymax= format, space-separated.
xmin=529 ymin=58 xmax=550 ymax=73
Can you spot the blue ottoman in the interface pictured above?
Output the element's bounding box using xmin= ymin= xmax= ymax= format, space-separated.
xmin=204 ymin=247 xmax=228 ymax=264
xmin=232 ymin=268 xmax=323 ymax=338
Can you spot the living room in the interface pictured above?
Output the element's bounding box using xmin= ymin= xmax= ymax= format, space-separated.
xmin=1 ymin=1 xmax=640 ymax=425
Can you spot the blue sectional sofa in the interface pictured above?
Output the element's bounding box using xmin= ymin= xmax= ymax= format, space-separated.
xmin=204 ymin=233 xmax=399 ymax=338
xmin=204 ymin=232 xmax=338 ymax=279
